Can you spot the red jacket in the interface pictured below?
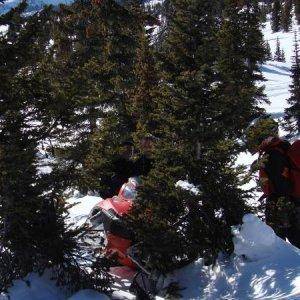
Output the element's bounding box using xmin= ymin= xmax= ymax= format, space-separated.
xmin=258 ymin=137 xmax=293 ymax=197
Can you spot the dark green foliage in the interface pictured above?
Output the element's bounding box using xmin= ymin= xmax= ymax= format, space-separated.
xmin=129 ymin=28 xmax=160 ymax=151
xmin=285 ymin=33 xmax=300 ymax=133
xmin=271 ymin=0 xmax=282 ymax=32
xmin=216 ymin=0 xmax=267 ymax=137
xmin=241 ymin=1 xmax=268 ymax=72
xmin=80 ymin=1 xmax=159 ymax=194
xmin=0 ymin=120 xmax=41 ymax=284
xmin=264 ymin=40 xmax=273 ymax=60
xmin=0 ymin=2 xmax=111 ymax=293
xmin=282 ymin=0 xmax=293 ymax=32
xmin=48 ymin=0 xmax=143 ymax=193
xmin=274 ymin=37 xmax=286 ymax=61
xmin=126 ymin=0 xmax=252 ymax=274
xmin=259 ymin=3 xmax=270 ymax=22
xmin=82 ymin=113 xmax=132 ymax=194
xmin=0 ymin=4 xmax=52 ymax=285
xmin=151 ymin=0 xmax=173 ymax=48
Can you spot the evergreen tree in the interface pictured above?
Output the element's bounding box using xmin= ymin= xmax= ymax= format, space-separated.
xmin=285 ymin=33 xmax=300 ymax=133
xmin=129 ymin=29 xmax=160 ymax=149
xmin=282 ymin=0 xmax=293 ymax=32
xmin=152 ymin=0 xmax=173 ymax=48
xmin=264 ymin=40 xmax=273 ymax=60
xmin=215 ymin=0 xmax=267 ymax=137
xmin=79 ymin=0 xmax=159 ymax=194
xmin=0 ymin=2 xmax=51 ymax=285
xmin=48 ymin=0 xmax=144 ymax=194
xmin=259 ymin=3 xmax=268 ymax=22
xmin=0 ymin=3 xmax=111 ymax=292
xmin=85 ymin=0 xmax=163 ymax=195
xmin=274 ymin=37 xmax=285 ymax=61
xmin=271 ymin=0 xmax=282 ymax=32
xmin=239 ymin=0 xmax=267 ymax=89
xmin=127 ymin=0 xmax=250 ymax=273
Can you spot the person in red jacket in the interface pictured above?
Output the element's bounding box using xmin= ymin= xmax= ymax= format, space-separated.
xmin=246 ymin=116 xmax=300 ymax=248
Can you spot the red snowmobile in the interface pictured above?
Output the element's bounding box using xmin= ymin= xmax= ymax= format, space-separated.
xmin=87 ymin=177 xmax=139 ymax=269
xmin=86 ymin=177 xmax=157 ymax=298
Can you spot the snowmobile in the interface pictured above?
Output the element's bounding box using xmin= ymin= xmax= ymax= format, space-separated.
xmin=85 ymin=177 xmax=159 ymax=298
xmin=87 ymin=177 xmax=138 ymax=268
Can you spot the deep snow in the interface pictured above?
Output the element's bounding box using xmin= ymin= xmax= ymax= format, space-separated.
xmin=0 ymin=270 xmax=109 ymax=300
xmin=164 ymin=214 xmax=300 ymax=300
xmin=2 ymin=211 xmax=299 ymax=300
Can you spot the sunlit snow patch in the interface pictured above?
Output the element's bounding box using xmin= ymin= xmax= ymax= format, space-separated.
xmin=176 ymin=180 xmax=201 ymax=195
xmin=67 ymin=194 xmax=101 ymax=227
xmin=232 ymin=214 xmax=276 ymax=261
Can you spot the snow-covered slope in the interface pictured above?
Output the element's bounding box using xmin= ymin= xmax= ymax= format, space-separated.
xmin=261 ymin=19 xmax=296 ymax=114
xmin=261 ymin=61 xmax=291 ymax=114
xmin=0 ymin=0 xmax=72 ymax=14
xmin=3 ymin=210 xmax=299 ymax=300
xmin=164 ymin=214 xmax=300 ymax=300
xmin=0 ymin=271 xmax=109 ymax=300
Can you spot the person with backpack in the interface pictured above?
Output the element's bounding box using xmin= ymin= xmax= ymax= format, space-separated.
xmin=246 ymin=115 xmax=300 ymax=248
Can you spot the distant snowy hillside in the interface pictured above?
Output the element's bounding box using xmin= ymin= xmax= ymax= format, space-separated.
xmin=0 ymin=0 xmax=161 ymax=14
xmin=261 ymin=17 xmax=297 ymax=114
xmin=0 ymin=0 xmax=72 ymax=14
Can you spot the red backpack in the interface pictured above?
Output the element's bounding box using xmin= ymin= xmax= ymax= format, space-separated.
xmin=287 ymin=140 xmax=300 ymax=198
xmin=259 ymin=138 xmax=300 ymax=198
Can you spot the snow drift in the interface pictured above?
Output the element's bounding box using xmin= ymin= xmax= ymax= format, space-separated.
xmin=2 ymin=200 xmax=300 ymax=299
xmin=165 ymin=214 xmax=300 ymax=300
